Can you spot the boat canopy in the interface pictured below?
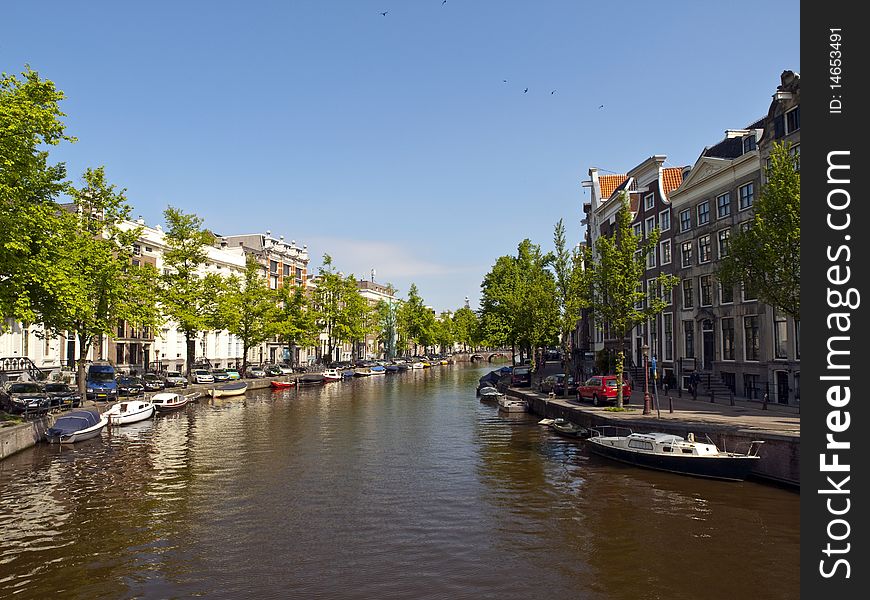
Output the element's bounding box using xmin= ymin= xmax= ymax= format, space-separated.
xmin=49 ymin=410 xmax=101 ymax=434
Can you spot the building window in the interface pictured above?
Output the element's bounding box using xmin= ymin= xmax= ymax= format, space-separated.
xmin=663 ymin=313 xmax=673 ymax=361
xmin=774 ymin=312 xmax=789 ymax=359
xmin=716 ymin=193 xmax=731 ymax=219
xmin=270 ymin=275 xmax=279 ymax=289
xmin=720 ymin=282 xmax=734 ymax=304
xmin=659 ymin=209 xmax=670 ymax=232
xmin=644 ymin=192 xmax=655 ymax=210
xmin=660 ymin=240 xmax=672 ymax=265
xmin=645 ymin=216 xmax=656 ymax=237
xmin=700 ymin=275 xmax=712 ymax=306
xmin=698 ymin=235 xmax=711 ymax=263
xmin=132 ymin=244 xmax=141 ymax=256
xmin=647 ymin=279 xmax=659 ymax=307
xmin=633 ymin=223 xmax=642 ymax=238
xmin=790 ymin=144 xmax=801 ymax=172
xmin=647 ymin=245 xmax=657 ymax=269
xmin=145 ymin=246 xmax=153 ymax=253
xmin=739 ymin=182 xmax=755 ymax=210
xmin=116 ymin=343 xmax=124 ymax=365
xmin=269 ymin=260 xmax=279 ymax=273
xmin=683 ymin=320 xmax=694 ymax=359
xmin=679 ymin=209 xmax=691 ymax=232
xmin=721 ymin=318 xmax=735 ymax=360
xmin=283 ymin=264 xmax=291 ymax=276
xmin=681 ymin=241 xmax=693 ymax=267
xmin=717 ymin=229 xmax=730 ymax=258
xmin=682 ymin=279 xmax=694 ymax=309
xmin=132 ymin=259 xmax=141 ymax=267
xmin=663 ymin=285 xmax=673 ymax=306
xmin=697 ymin=201 xmax=710 ymax=225
xmin=744 ymin=316 xmax=760 ymax=361
xmin=742 ymin=135 xmax=756 ymax=154
xmin=785 ymin=106 xmax=800 ymax=133
xmin=742 ymin=280 xmax=757 ymax=302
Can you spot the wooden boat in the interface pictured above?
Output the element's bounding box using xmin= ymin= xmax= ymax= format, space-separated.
xmin=270 ymin=380 xmax=297 ymax=389
xmin=105 ymin=399 xmax=155 ymax=425
xmin=152 ymin=392 xmax=196 ymax=412
xmin=45 ymin=410 xmax=108 ymax=444
xmin=208 ymin=381 xmax=248 ymax=398
xmin=353 ymin=368 xmax=373 ymax=377
xmin=586 ymin=426 xmax=764 ymax=481
xmin=550 ymin=418 xmax=586 ymax=438
xmin=497 ymin=396 xmax=527 ymax=413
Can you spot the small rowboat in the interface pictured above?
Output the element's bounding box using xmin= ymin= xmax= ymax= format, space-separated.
xmin=45 ymin=410 xmax=108 ymax=444
xmin=208 ymin=381 xmax=248 ymax=398
xmin=271 ymin=380 xmax=296 ymax=389
xmin=550 ymin=418 xmax=586 ymax=438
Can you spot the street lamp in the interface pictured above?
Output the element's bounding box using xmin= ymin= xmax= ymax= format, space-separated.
xmin=642 ymin=343 xmax=651 ymax=415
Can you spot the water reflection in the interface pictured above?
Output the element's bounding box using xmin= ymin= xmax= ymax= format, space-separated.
xmin=0 ymin=365 xmax=798 ymax=599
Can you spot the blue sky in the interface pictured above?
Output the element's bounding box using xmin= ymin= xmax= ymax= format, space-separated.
xmin=3 ymin=0 xmax=799 ymax=312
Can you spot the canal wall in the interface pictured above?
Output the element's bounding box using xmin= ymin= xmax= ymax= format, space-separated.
xmin=0 ymin=416 xmax=54 ymax=461
xmin=507 ymin=388 xmax=800 ymax=488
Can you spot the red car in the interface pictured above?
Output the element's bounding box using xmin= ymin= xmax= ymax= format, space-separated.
xmin=577 ymin=375 xmax=632 ymax=406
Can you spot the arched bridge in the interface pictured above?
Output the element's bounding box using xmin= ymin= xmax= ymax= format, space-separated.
xmin=457 ymin=352 xmax=510 ymax=363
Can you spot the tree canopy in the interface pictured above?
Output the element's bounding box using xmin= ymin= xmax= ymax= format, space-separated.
xmin=718 ymin=142 xmax=800 ymax=320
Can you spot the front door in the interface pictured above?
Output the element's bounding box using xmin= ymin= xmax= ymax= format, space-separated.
xmin=702 ymin=319 xmax=714 ymax=370
xmin=776 ymin=371 xmax=789 ymax=404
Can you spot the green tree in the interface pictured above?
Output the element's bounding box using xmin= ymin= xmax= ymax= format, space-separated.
xmin=39 ymin=167 xmax=161 ymax=395
xmin=1 ymin=67 xmax=75 ymax=324
xmin=310 ymin=255 xmax=368 ymax=364
xmin=588 ymin=192 xmax=678 ymax=408
xmin=479 ymin=240 xmax=558 ymax=366
xmin=220 ymin=255 xmax=280 ymax=375
xmin=374 ymin=286 xmax=399 ymax=359
xmin=397 ymin=283 xmax=436 ymax=356
xmin=452 ymin=306 xmax=479 ymax=351
xmin=550 ymin=219 xmax=591 ymax=395
xmin=274 ymin=283 xmax=320 ymax=367
xmin=159 ymin=206 xmax=225 ymax=375
xmin=435 ymin=311 xmax=455 ymax=354
xmin=718 ymin=142 xmax=800 ymax=320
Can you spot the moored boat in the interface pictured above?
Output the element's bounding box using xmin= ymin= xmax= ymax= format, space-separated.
xmin=45 ymin=410 xmax=108 ymax=444
xmin=370 ymin=365 xmax=387 ymax=375
xmin=322 ymin=369 xmax=343 ymax=381
xmin=208 ymin=381 xmax=248 ymax=398
xmin=497 ymin=396 xmax=527 ymax=413
xmin=270 ymin=380 xmax=296 ymax=389
xmin=152 ymin=392 xmax=196 ymax=412
xmin=478 ymin=386 xmax=503 ymax=402
xmin=299 ymin=373 xmax=326 ymax=385
xmin=586 ymin=426 xmax=764 ymax=481
xmin=550 ymin=418 xmax=586 ymax=438
xmin=105 ymin=399 xmax=155 ymax=425
xmin=353 ymin=368 xmax=373 ymax=377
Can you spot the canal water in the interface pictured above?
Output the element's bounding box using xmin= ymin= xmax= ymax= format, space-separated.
xmin=0 ymin=364 xmax=799 ymax=599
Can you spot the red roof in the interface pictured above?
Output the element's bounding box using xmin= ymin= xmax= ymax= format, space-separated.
xmin=661 ymin=167 xmax=684 ymax=196
xmin=599 ymin=174 xmax=628 ymax=200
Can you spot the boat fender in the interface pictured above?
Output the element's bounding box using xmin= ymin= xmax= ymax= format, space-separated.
xmin=687 ymin=433 xmax=694 ymax=442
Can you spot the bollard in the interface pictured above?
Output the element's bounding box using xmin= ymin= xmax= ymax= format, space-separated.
xmin=762 ymin=392 xmax=769 ymax=410
xmin=710 ymin=390 xmax=715 ymax=403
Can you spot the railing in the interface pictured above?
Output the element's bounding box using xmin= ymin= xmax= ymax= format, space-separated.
xmin=0 ymin=356 xmax=45 ymax=382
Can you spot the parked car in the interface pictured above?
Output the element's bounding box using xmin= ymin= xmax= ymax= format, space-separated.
xmin=163 ymin=371 xmax=188 ymax=388
xmin=43 ymin=382 xmax=82 ymax=409
xmin=246 ymin=366 xmax=267 ymax=378
xmin=263 ymin=364 xmax=283 ymax=377
xmin=116 ymin=376 xmax=145 ymax=397
xmin=224 ymin=367 xmax=241 ymax=380
xmin=190 ymin=369 xmax=215 ymax=384
xmin=278 ymin=364 xmax=294 ymax=375
xmin=141 ymin=373 xmax=165 ymax=392
xmin=539 ymin=373 xmax=577 ymax=395
xmin=211 ymin=368 xmax=231 ymax=382
xmin=1 ymin=381 xmax=49 ymax=414
xmin=577 ymin=375 xmax=632 ymax=406
xmin=86 ymin=362 xmax=117 ymax=400
xmin=510 ymin=365 xmax=532 ymax=387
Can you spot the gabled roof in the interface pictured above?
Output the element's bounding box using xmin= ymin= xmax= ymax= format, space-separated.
xmin=599 ymin=174 xmax=628 ymax=200
xmin=661 ymin=167 xmax=684 ymax=196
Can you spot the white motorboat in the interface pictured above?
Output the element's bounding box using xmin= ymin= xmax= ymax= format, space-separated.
xmin=45 ymin=410 xmax=108 ymax=444
xmin=478 ymin=386 xmax=503 ymax=402
xmin=152 ymin=392 xmax=197 ymax=413
xmin=538 ymin=418 xmax=555 ymax=426
xmin=586 ymin=426 xmax=764 ymax=481
xmin=207 ymin=381 xmax=248 ymax=398
xmin=498 ymin=396 xmax=527 ymax=413
xmin=323 ymin=369 xmax=343 ymax=381
xmin=105 ymin=399 xmax=155 ymax=425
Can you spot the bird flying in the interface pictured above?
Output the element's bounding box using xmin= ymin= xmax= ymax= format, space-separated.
xmin=598 ymin=104 xmax=605 ymax=109
xmin=523 ymin=88 xmax=528 ymax=93
xmin=380 ymin=11 xmax=388 ymax=16
xmin=551 ymin=90 xmax=556 ymax=94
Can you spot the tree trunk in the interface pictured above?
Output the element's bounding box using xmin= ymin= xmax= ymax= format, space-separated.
xmin=241 ymin=343 xmax=249 ymax=376
xmin=185 ymin=332 xmax=195 ymax=376
xmin=615 ymin=350 xmax=625 ymax=408
xmin=76 ymin=333 xmax=91 ymax=399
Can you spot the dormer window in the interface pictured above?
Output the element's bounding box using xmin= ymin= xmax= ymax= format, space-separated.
xmin=785 ymin=106 xmax=800 ymax=134
xmin=742 ymin=135 xmax=756 ymax=154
